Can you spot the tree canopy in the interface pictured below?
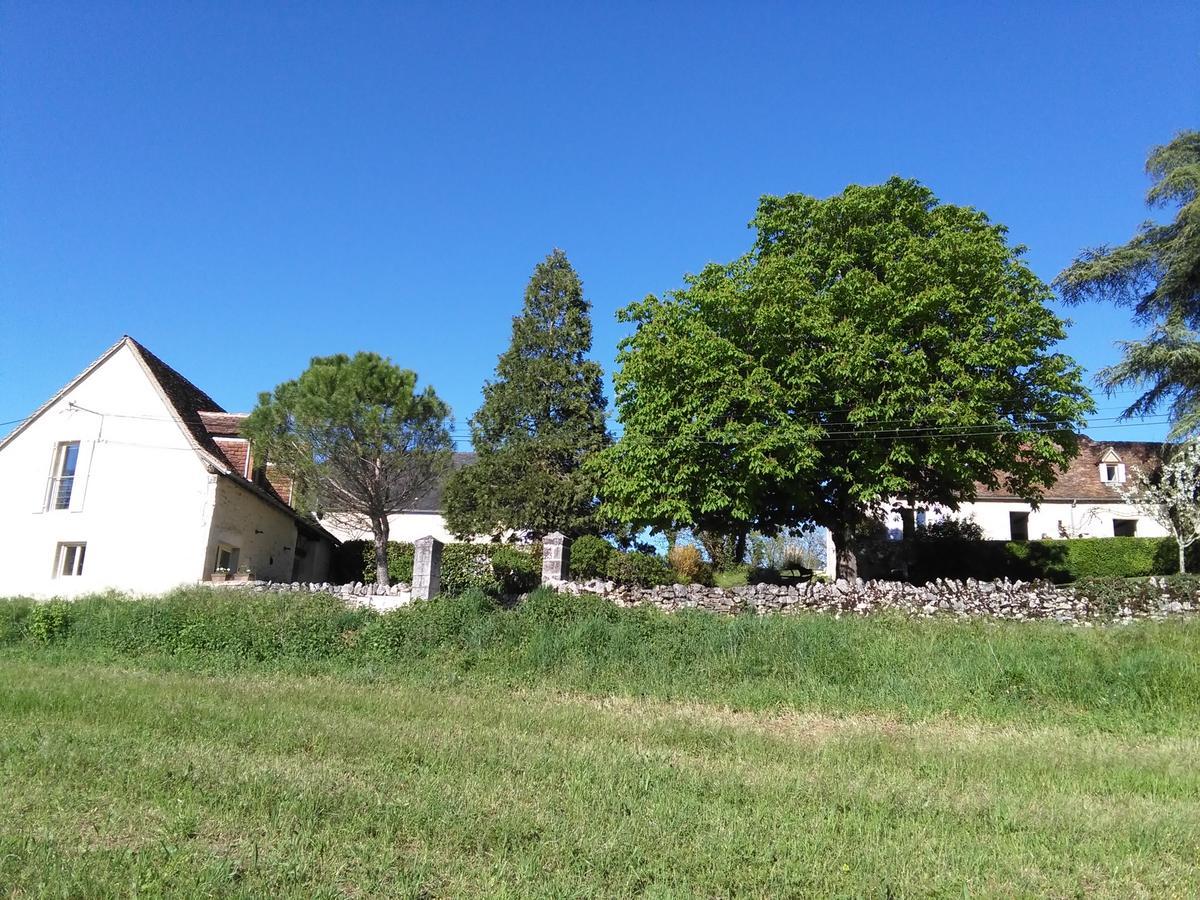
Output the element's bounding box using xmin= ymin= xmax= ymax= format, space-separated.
xmin=1057 ymin=130 xmax=1200 ymax=436
xmin=444 ymin=250 xmax=611 ymax=538
xmin=595 ymin=178 xmax=1093 ymax=578
xmin=243 ymin=352 xmax=454 ymax=586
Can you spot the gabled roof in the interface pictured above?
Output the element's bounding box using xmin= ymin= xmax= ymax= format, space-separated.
xmin=1 ymin=336 xmax=336 ymax=543
xmin=406 ymin=452 xmax=477 ymax=512
xmin=978 ymin=435 xmax=1162 ymax=502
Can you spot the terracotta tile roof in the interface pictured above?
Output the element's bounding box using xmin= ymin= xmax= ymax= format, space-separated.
xmin=125 ymin=338 xmax=231 ymax=465
xmin=214 ymin=437 xmax=251 ymax=479
xmin=978 ymin=435 xmax=1162 ymax=502
xmin=198 ymin=411 xmax=249 ymax=437
xmin=265 ymin=464 xmax=294 ymax=505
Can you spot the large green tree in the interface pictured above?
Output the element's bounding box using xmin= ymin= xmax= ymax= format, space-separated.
xmin=244 ymin=353 xmax=454 ymax=586
xmin=1057 ymin=130 xmax=1200 ymax=436
xmin=595 ymin=178 xmax=1092 ymax=579
xmin=444 ymin=249 xmax=611 ymax=538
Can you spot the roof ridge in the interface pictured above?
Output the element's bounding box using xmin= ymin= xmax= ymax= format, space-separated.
xmin=124 ymin=336 xmax=225 ymax=414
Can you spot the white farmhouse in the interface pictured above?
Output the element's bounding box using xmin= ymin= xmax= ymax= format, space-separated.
xmin=0 ymin=336 xmax=336 ymax=598
xmin=869 ymin=436 xmax=1168 ymax=543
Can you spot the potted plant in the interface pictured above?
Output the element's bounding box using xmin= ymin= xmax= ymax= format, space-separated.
xmin=232 ymin=565 xmax=255 ymax=583
xmin=211 ymin=567 xmax=230 ymax=583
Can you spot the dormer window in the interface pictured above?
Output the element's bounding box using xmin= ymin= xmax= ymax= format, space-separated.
xmin=1097 ymin=449 xmax=1126 ymax=484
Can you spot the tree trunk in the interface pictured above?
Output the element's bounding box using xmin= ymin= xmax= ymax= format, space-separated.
xmin=733 ymin=529 xmax=748 ymax=566
xmin=665 ymin=528 xmax=679 ymax=553
xmin=373 ymin=516 xmax=391 ymax=587
xmin=1179 ymin=538 xmax=1187 ymax=575
xmin=833 ymin=520 xmax=858 ymax=581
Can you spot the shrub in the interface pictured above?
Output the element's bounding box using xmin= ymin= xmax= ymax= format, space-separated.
xmin=441 ymin=545 xmax=503 ymax=597
xmin=668 ymin=545 xmax=713 ymax=585
xmin=918 ymin=517 xmax=985 ymax=541
xmin=360 ymin=541 xmax=415 ymax=585
xmin=571 ymin=535 xmax=614 ymax=580
xmin=28 ymin=600 xmax=70 ymax=643
xmin=440 ymin=543 xmax=541 ymax=597
xmin=354 ymin=542 xmax=539 ymax=596
xmin=490 ymin=545 xmax=540 ymax=595
xmin=606 ymin=551 xmax=674 ymax=587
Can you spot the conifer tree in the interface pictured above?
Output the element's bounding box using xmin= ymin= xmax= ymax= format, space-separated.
xmin=445 ymin=249 xmax=611 ymax=538
xmin=1057 ymin=130 xmax=1200 ymax=437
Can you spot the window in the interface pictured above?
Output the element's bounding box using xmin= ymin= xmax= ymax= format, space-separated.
xmin=54 ymin=542 xmax=86 ymax=577
xmin=1097 ymin=452 xmax=1126 ymax=484
xmin=1009 ymin=511 xmax=1030 ymax=542
xmin=1113 ymin=519 xmax=1137 ymax=537
xmin=48 ymin=441 xmax=80 ymax=509
xmin=214 ymin=544 xmax=239 ymax=574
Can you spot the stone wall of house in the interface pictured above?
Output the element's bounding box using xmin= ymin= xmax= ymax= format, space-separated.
xmin=554 ymin=576 xmax=1197 ymax=624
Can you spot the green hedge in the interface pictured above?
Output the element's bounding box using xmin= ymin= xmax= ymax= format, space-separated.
xmin=351 ymin=540 xmax=539 ymax=597
xmin=570 ymin=535 xmax=615 ymax=580
xmin=903 ymin=537 xmax=1195 ymax=584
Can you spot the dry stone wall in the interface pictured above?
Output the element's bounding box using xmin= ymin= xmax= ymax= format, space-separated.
xmin=221 ymin=579 xmax=414 ymax=611
xmin=556 ymin=577 xmax=1197 ymax=624
xmin=219 ymin=573 xmax=1197 ymax=624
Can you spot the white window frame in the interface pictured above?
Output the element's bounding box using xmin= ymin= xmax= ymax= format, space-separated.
xmin=54 ymin=542 xmax=87 ymax=577
xmin=47 ymin=441 xmax=81 ymax=510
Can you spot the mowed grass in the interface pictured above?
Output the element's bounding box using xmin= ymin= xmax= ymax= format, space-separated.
xmin=2 ymin=589 xmax=1200 ymax=896
xmin=2 ymin=656 xmax=1199 ymax=897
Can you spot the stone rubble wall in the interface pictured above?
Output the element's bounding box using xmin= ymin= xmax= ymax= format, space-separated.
xmin=217 ymin=579 xmax=414 ymax=612
xmin=216 ymin=575 xmax=1197 ymax=624
xmin=555 ymin=576 xmax=1197 ymax=624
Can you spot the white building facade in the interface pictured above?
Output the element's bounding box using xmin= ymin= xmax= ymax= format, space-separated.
xmin=824 ymin=437 xmax=1168 ymax=568
xmin=0 ymin=337 xmax=335 ymax=598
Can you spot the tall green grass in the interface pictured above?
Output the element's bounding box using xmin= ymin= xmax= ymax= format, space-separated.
xmin=2 ymin=586 xmax=1198 ymax=733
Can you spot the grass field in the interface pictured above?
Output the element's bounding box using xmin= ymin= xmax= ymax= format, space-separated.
xmin=2 ymin=591 xmax=1200 ymax=896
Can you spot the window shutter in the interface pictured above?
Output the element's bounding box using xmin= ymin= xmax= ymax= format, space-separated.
xmin=68 ymin=440 xmax=94 ymax=512
xmin=35 ymin=442 xmax=56 ymax=512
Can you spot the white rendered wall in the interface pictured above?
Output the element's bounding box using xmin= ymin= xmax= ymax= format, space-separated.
xmin=322 ymin=511 xmax=487 ymax=545
xmin=0 ymin=344 xmax=216 ymax=598
xmin=947 ymin=500 xmax=1168 ymax=541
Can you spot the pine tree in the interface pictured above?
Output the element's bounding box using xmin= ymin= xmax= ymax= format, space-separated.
xmin=445 ymin=249 xmax=611 ymax=538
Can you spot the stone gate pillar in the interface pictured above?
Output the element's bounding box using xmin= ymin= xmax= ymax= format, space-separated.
xmin=542 ymin=532 xmax=570 ymax=585
xmin=412 ymin=536 xmax=443 ymax=600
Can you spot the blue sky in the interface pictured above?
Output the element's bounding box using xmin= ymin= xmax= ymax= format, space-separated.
xmin=3 ymin=1 xmax=1198 ymax=446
